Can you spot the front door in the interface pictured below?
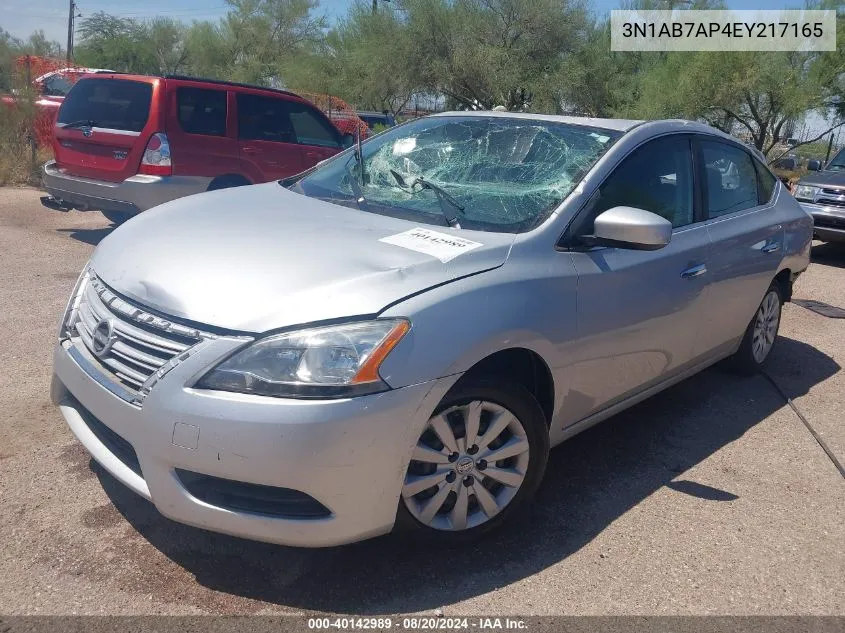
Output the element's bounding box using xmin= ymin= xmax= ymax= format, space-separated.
xmin=560 ymin=134 xmax=712 ymax=425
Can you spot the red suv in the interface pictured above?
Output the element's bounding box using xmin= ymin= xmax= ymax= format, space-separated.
xmin=42 ymin=74 xmax=353 ymax=223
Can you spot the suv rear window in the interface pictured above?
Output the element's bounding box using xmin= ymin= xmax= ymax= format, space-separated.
xmin=58 ymin=78 xmax=152 ymax=132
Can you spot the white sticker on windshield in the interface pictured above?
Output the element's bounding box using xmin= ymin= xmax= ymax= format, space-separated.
xmin=379 ymin=228 xmax=483 ymax=263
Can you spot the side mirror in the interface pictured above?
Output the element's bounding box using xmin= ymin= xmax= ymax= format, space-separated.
xmin=807 ymin=159 xmax=822 ymax=171
xmin=341 ymin=133 xmax=355 ymax=149
xmin=588 ymin=206 xmax=672 ymax=251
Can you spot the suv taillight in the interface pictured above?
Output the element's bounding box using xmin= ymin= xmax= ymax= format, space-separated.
xmin=138 ymin=132 xmax=172 ymax=176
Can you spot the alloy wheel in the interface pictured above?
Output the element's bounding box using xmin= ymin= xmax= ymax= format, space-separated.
xmin=752 ymin=290 xmax=780 ymax=363
xmin=402 ymin=400 xmax=530 ymax=531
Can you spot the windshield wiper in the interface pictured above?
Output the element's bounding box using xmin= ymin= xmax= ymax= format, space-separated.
xmin=60 ymin=119 xmax=97 ymax=130
xmin=389 ymin=168 xmax=464 ymax=229
xmin=344 ymin=157 xmax=368 ymax=210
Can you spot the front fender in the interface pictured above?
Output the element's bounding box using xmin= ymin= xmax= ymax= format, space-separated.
xmin=378 ymin=256 xmax=575 ymax=408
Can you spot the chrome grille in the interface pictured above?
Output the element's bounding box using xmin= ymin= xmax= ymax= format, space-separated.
xmin=818 ymin=187 xmax=845 ymax=208
xmin=69 ymin=273 xmax=212 ymax=402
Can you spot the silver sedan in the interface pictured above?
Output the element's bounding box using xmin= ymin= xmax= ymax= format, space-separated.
xmin=52 ymin=113 xmax=812 ymax=547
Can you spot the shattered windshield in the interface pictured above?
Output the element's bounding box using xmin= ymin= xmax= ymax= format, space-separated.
xmin=290 ymin=116 xmax=622 ymax=233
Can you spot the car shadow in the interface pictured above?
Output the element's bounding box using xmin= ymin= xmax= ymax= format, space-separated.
xmin=811 ymin=241 xmax=845 ymax=269
xmin=56 ymin=225 xmax=115 ymax=246
xmin=92 ymin=335 xmax=838 ymax=614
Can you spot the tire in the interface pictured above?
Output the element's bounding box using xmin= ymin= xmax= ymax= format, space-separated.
xmin=395 ymin=377 xmax=549 ymax=546
xmin=101 ymin=209 xmax=135 ymax=225
xmin=728 ymin=282 xmax=783 ymax=375
xmin=207 ymin=175 xmax=250 ymax=191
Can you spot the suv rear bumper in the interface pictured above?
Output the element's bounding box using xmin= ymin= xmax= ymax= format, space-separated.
xmin=800 ymin=201 xmax=845 ymax=243
xmin=42 ymin=160 xmax=212 ymax=215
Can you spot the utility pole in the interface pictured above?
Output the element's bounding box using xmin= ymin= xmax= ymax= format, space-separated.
xmin=825 ymin=132 xmax=835 ymax=163
xmin=372 ymin=0 xmax=390 ymax=15
xmin=66 ymin=0 xmax=75 ymax=63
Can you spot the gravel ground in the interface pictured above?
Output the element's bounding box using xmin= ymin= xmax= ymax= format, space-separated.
xmin=0 ymin=187 xmax=842 ymax=616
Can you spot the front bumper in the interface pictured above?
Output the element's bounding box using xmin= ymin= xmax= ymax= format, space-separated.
xmin=53 ymin=338 xmax=454 ymax=547
xmin=42 ymin=160 xmax=212 ymax=215
xmin=800 ymin=201 xmax=845 ymax=243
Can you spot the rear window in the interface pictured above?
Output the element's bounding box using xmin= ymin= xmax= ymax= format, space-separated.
xmin=58 ymin=78 xmax=152 ymax=132
xmin=177 ymin=87 xmax=227 ymax=136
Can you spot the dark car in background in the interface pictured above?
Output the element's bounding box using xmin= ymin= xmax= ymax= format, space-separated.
xmin=356 ymin=110 xmax=397 ymax=131
xmin=792 ymin=147 xmax=845 ymax=243
xmin=42 ymin=74 xmax=353 ymax=223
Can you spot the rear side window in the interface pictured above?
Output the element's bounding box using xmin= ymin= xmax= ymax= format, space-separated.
xmin=58 ymin=78 xmax=152 ymax=132
xmin=289 ymin=103 xmax=341 ymax=148
xmin=754 ymin=159 xmax=777 ymax=204
xmin=237 ymin=93 xmax=296 ymax=143
xmin=701 ymin=140 xmax=759 ymax=218
xmin=177 ymin=88 xmax=227 ymax=136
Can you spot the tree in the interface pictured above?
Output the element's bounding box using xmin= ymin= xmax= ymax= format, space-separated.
xmin=401 ymin=0 xmax=590 ymax=112
xmin=285 ymin=2 xmax=418 ymax=114
xmin=218 ymin=0 xmax=327 ymax=84
xmin=75 ymin=12 xmax=158 ymax=73
xmin=628 ymin=1 xmax=844 ymax=157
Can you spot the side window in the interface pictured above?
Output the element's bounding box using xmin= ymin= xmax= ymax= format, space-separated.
xmin=42 ymin=75 xmax=74 ymax=97
xmin=576 ymin=135 xmax=694 ymax=235
xmin=754 ymin=158 xmax=777 ymax=204
xmin=177 ymin=88 xmax=227 ymax=136
xmin=237 ymin=93 xmax=296 ymax=143
xmin=288 ymin=102 xmax=341 ymax=148
xmin=700 ymin=140 xmax=759 ymax=218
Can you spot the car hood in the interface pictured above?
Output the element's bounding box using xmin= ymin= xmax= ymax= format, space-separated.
xmin=798 ymin=170 xmax=845 ymax=189
xmin=91 ymin=182 xmax=515 ymax=332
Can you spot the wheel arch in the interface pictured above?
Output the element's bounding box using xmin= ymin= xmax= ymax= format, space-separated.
xmin=207 ymin=173 xmax=252 ymax=191
xmin=448 ymin=347 xmax=555 ymax=428
xmin=773 ymin=267 xmax=792 ymax=302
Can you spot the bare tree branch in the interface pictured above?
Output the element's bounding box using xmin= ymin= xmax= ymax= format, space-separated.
xmin=768 ymin=120 xmax=845 ymax=164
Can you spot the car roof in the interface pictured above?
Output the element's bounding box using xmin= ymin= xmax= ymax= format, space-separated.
xmin=357 ymin=111 xmax=392 ymax=117
xmin=430 ymin=112 xmax=766 ymax=154
xmin=73 ymin=72 xmax=306 ymax=101
xmin=431 ymin=110 xmax=644 ymax=132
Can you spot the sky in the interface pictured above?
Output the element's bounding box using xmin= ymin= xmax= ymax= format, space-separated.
xmin=2 ymin=0 xmax=803 ymax=44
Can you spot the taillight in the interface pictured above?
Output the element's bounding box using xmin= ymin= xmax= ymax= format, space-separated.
xmin=138 ymin=132 xmax=172 ymax=176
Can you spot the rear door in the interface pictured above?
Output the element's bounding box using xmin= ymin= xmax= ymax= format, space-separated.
xmin=694 ymin=138 xmax=784 ymax=358
xmin=165 ymin=82 xmax=239 ymax=179
xmin=54 ymin=76 xmax=158 ymax=182
xmin=235 ymin=92 xmax=305 ymax=182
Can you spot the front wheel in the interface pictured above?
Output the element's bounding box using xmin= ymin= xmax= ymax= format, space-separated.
xmin=396 ymin=378 xmax=549 ymax=545
xmin=728 ymin=283 xmax=783 ymax=374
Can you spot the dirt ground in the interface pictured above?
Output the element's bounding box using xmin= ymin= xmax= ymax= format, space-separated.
xmin=0 ymin=187 xmax=842 ymax=616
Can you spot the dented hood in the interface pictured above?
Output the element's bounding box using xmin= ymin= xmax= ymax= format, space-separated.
xmin=91 ymin=183 xmax=514 ymax=332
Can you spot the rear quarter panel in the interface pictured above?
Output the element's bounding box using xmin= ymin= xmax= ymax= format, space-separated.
xmin=778 ymin=185 xmax=814 ymax=275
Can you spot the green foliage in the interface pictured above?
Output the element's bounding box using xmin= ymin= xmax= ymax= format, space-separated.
xmin=2 ymin=0 xmax=843 ymax=163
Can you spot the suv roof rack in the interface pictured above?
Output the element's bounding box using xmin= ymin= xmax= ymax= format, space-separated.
xmin=163 ymin=74 xmax=300 ymax=98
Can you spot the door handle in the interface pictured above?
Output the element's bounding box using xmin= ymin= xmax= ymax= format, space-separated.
xmin=242 ymin=146 xmax=257 ymax=154
xmin=680 ymin=264 xmax=707 ymax=279
xmin=761 ymin=242 xmax=781 ymax=254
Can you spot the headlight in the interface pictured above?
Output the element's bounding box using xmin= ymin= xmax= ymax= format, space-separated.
xmin=195 ymin=319 xmax=410 ymax=399
xmin=793 ymin=184 xmax=819 ymax=201
xmin=59 ymin=265 xmax=90 ymax=339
